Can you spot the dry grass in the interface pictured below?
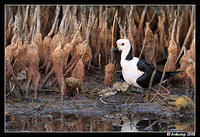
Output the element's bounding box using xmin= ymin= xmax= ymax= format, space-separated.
xmin=26 ymin=42 xmax=40 ymax=99
xmin=71 ymin=58 xmax=85 ymax=83
xmin=51 ymin=42 xmax=66 ymax=96
xmin=104 ymin=63 xmax=115 ymax=87
xmin=166 ymin=38 xmax=178 ymax=72
xmin=5 ymin=5 xmax=195 ymax=99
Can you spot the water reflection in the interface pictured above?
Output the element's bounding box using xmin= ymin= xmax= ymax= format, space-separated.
xmin=5 ymin=112 xmax=194 ymax=132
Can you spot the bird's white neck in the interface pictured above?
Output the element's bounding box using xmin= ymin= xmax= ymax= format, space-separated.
xmin=121 ymin=45 xmax=131 ymax=60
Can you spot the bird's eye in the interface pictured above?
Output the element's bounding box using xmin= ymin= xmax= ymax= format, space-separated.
xmin=121 ymin=43 xmax=124 ymax=46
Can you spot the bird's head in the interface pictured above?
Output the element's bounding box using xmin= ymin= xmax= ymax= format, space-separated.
xmin=116 ymin=39 xmax=131 ymax=52
xmin=103 ymin=39 xmax=131 ymax=56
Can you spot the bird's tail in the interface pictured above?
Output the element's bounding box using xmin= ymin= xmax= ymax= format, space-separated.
xmin=164 ymin=71 xmax=181 ymax=80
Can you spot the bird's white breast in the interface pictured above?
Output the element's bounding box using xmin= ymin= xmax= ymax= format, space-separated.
xmin=121 ymin=57 xmax=144 ymax=88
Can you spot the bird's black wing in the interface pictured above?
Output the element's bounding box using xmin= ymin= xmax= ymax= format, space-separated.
xmin=136 ymin=73 xmax=151 ymax=88
xmin=136 ymin=59 xmax=157 ymax=88
xmin=137 ymin=58 xmax=155 ymax=75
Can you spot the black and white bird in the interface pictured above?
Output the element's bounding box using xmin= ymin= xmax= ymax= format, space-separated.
xmin=109 ymin=39 xmax=179 ymax=90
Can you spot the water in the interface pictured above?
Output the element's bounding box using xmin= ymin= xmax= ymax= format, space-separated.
xmin=5 ymin=89 xmax=194 ymax=132
xmin=5 ymin=109 xmax=194 ymax=132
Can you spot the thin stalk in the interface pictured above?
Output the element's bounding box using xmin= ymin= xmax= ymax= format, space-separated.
xmin=31 ymin=6 xmax=38 ymax=43
xmin=22 ymin=5 xmax=29 ymax=35
xmin=146 ymin=36 xmax=157 ymax=100
xmin=36 ymin=5 xmax=41 ymax=33
xmin=176 ymin=19 xmax=194 ymax=63
xmin=111 ymin=10 xmax=118 ymax=63
xmin=48 ymin=6 xmax=60 ymax=37
xmin=158 ymin=58 xmax=169 ymax=93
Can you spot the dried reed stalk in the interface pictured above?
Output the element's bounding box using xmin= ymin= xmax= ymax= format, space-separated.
xmin=176 ymin=9 xmax=194 ymax=64
xmin=127 ymin=6 xmax=137 ymax=57
xmin=71 ymin=57 xmax=85 ymax=83
xmin=157 ymin=10 xmax=167 ymax=59
xmin=25 ymin=6 xmax=41 ymax=100
xmin=180 ymin=37 xmax=194 ymax=84
xmin=104 ymin=63 xmax=115 ymax=87
xmin=26 ymin=42 xmax=40 ymax=99
xmin=111 ymin=9 xmax=118 ymax=63
xmin=118 ymin=17 xmax=127 ymax=38
xmin=33 ymin=6 xmax=44 ymax=67
xmin=186 ymin=61 xmax=195 ymax=88
xmin=41 ymin=6 xmax=60 ymax=71
xmin=135 ymin=6 xmax=147 ymax=49
xmin=166 ymin=10 xmax=179 ymax=72
xmin=51 ymin=42 xmax=66 ymax=101
xmin=6 ymin=15 xmax=14 ymax=46
xmin=94 ymin=8 xmax=109 ymax=64
xmin=140 ymin=22 xmax=155 ymax=64
xmin=166 ymin=39 xmax=178 ymax=72
xmin=81 ymin=6 xmax=87 ymax=39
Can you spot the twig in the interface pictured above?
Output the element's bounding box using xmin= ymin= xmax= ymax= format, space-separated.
xmin=99 ymin=96 xmax=108 ymax=104
xmin=176 ymin=15 xmax=194 ymax=63
xmin=171 ymin=9 xmax=179 ymax=40
xmin=148 ymin=10 xmax=156 ymax=25
xmin=48 ymin=6 xmax=60 ymax=37
xmin=36 ymin=5 xmax=41 ymax=34
xmin=144 ymin=120 xmax=159 ymax=130
xmin=30 ymin=6 xmax=38 ymax=43
xmin=40 ymin=68 xmax=54 ymax=89
xmin=98 ymin=53 xmax=101 ymax=72
xmin=135 ymin=6 xmax=147 ymax=48
xmin=146 ymin=34 xmax=157 ymax=99
xmin=59 ymin=6 xmax=69 ymax=38
xmin=85 ymin=13 xmax=95 ymax=44
xmin=139 ymin=22 xmax=150 ymax=59
xmin=111 ymin=10 xmax=118 ymax=63
xmin=98 ymin=6 xmax=103 ymax=29
xmin=158 ymin=57 xmax=169 ymax=93
xmin=5 ymin=84 xmax=16 ymax=97
xmin=146 ymin=69 xmax=156 ymax=100
xmin=31 ymin=101 xmax=48 ymax=118
xmin=118 ymin=17 xmax=127 ymax=38
xmin=21 ymin=5 xmax=29 ymax=35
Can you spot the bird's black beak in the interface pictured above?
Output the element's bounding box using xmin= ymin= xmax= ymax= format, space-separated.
xmin=103 ymin=47 xmax=119 ymax=57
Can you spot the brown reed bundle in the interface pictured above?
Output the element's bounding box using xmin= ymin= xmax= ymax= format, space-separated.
xmin=71 ymin=57 xmax=85 ymax=83
xmin=104 ymin=63 xmax=115 ymax=87
xmin=141 ymin=22 xmax=155 ymax=64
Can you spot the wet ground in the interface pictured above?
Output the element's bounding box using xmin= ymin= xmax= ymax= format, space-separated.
xmin=5 ymin=73 xmax=195 ymax=132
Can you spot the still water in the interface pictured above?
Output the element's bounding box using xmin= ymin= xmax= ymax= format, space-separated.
xmin=5 ymin=112 xmax=194 ymax=132
xmin=5 ymin=91 xmax=194 ymax=132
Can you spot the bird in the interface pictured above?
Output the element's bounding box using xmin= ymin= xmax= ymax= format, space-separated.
xmin=107 ymin=38 xmax=179 ymax=91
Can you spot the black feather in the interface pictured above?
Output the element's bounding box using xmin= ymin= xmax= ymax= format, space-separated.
xmin=125 ymin=41 xmax=133 ymax=61
xmin=136 ymin=58 xmax=180 ymax=88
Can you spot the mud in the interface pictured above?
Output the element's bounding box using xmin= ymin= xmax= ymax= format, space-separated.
xmin=5 ymin=73 xmax=195 ymax=132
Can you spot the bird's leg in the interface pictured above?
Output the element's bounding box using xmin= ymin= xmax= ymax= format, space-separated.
xmin=75 ymin=87 xmax=81 ymax=100
xmin=138 ymin=88 xmax=145 ymax=102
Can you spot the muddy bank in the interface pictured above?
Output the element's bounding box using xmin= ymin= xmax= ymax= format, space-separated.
xmin=5 ymin=86 xmax=194 ymax=132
